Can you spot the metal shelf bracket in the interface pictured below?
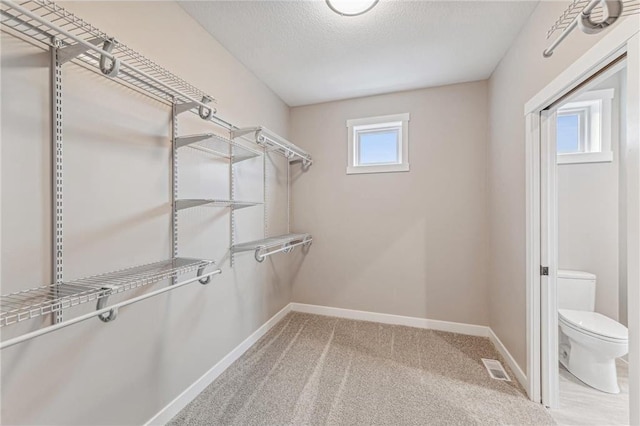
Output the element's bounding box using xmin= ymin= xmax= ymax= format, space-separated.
xmin=175 ymin=95 xmax=216 ymax=119
xmin=175 ymin=133 xmax=215 ymax=149
xmin=57 ymin=36 xmax=102 ymax=64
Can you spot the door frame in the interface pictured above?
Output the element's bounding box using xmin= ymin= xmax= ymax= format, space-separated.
xmin=524 ymin=17 xmax=640 ymax=422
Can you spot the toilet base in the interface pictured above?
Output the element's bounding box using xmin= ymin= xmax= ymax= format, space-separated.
xmin=561 ymin=342 xmax=620 ymax=394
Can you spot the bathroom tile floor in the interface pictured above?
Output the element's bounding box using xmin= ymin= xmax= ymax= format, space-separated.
xmin=549 ymin=359 xmax=629 ymax=425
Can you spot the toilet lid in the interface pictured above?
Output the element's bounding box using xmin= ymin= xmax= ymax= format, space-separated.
xmin=559 ymin=309 xmax=628 ymax=341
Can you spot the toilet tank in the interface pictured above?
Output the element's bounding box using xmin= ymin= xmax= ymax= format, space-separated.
xmin=557 ymin=269 xmax=596 ymax=311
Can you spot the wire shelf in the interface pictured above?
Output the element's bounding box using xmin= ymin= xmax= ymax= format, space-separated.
xmin=0 ymin=257 xmax=218 ymax=327
xmin=232 ymin=233 xmax=312 ymax=262
xmin=547 ymin=0 xmax=640 ymax=39
xmin=175 ymin=199 xmax=262 ymax=211
xmin=176 ymin=133 xmax=261 ymax=164
xmin=232 ymin=127 xmax=312 ymax=165
xmin=0 ymin=0 xmax=217 ymax=113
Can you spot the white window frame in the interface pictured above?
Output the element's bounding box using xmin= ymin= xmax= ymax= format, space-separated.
xmin=557 ymin=88 xmax=614 ymax=164
xmin=346 ymin=113 xmax=410 ymax=174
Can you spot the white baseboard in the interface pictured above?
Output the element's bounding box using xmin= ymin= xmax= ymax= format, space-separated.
xmin=290 ymin=303 xmax=490 ymax=337
xmin=145 ymin=303 xmax=292 ymax=426
xmin=488 ymin=328 xmax=528 ymax=390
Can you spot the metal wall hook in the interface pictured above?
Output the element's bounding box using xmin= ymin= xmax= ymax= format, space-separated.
xmin=99 ymin=38 xmax=120 ymax=77
xmin=197 ymin=265 xmax=211 ymax=284
xmin=96 ymin=285 xmax=119 ymax=322
xmin=255 ymin=130 xmax=267 ymax=146
xmin=198 ymin=96 xmax=214 ymax=120
xmin=578 ymin=0 xmax=623 ymax=34
xmin=255 ymin=248 xmax=266 ymax=262
xmin=282 ymin=242 xmax=294 ymax=254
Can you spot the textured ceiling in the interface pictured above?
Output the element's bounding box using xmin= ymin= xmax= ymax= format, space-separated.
xmin=180 ymin=1 xmax=538 ymax=106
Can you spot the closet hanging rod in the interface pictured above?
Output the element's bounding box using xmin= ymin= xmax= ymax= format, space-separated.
xmin=543 ymin=0 xmax=624 ymax=57
xmin=232 ymin=127 xmax=313 ymax=165
xmin=232 ymin=233 xmax=313 ymax=263
xmin=254 ymin=238 xmax=312 ymax=262
xmin=0 ymin=0 xmax=218 ymax=118
xmin=0 ymin=268 xmax=221 ymax=350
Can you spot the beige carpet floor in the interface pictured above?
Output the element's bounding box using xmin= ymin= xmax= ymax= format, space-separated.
xmin=170 ymin=312 xmax=554 ymax=425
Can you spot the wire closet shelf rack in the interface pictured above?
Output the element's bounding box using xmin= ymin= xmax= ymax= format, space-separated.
xmin=175 ymin=199 xmax=262 ymax=211
xmin=544 ymin=0 xmax=640 ymax=57
xmin=0 ymin=0 xmax=221 ymax=120
xmin=0 ymin=0 xmax=313 ymax=347
xmin=0 ymin=259 xmax=222 ymax=350
xmin=0 ymin=258 xmax=220 ymax=328
xmin=176 ymin=133 xmax=262 ymax=164
xmin=0 ymin=0 xmax=313 ymax=165
xmin=232 ymin=233 xmax=313 ymax=263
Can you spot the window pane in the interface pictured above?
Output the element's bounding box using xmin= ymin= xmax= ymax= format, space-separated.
xmin=358 ymin=129 xmax=399 ymax=165
xmin=557 ymin=114 xmax=580 ymax=154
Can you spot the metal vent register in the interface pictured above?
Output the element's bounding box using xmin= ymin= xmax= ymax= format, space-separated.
xmin=482 ymin=359 xmax=512 ymax=381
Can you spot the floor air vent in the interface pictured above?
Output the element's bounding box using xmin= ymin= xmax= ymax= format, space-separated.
xmin=481 ymin=359 xmax=511 ymax=381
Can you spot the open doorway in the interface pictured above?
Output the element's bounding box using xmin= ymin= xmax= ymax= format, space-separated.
xmin=524 ymin=25 xmax=639 ymax=426
xmin=545 ymin=60 xmax=629 ymax=424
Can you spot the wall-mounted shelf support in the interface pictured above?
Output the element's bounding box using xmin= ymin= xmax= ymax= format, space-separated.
xmin=50 ymin=36 xmax=64 ymax=324
xmin=57 ymin=36 xmax=102 ymax=64
xmin=175 ymin=95 xmax=215 ymax=119
xmin=232 ymin=233 xmax=312 ymax=263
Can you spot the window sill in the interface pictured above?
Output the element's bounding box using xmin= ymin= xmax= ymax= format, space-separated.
xmin=557 ymin=151 xmax=613 ymax=165
xmin=346 ymin=163 xmax=410 ymax=175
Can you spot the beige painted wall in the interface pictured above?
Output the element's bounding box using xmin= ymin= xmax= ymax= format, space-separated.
xmin=488 ymin=2 xmax=633 ymax=370
xmin=1 ymin=2 xmax=294 ymax=424
xmin=290 ymin=82 xmax=489 ymax=326
xmin=558 ymin=73 xmax=623 ymax=322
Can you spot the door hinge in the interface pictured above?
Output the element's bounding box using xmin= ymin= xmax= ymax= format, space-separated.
xmin=541 ymin=266 xmax=549 ymax=276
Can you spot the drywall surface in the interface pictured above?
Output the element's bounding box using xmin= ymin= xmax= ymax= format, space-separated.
xmin=488 ymin=2 xmax=631 ymax=370
xmin=1 ymin=2 xmax=292 ymax=425
xmin=290 ymin=81 xmax=489 ymax=326
xmin=558 ymin=73 xmax=622 ymax=322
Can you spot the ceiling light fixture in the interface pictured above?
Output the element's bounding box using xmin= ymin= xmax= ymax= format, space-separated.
xmin=326 ymin=0 xmax=379 ymax=17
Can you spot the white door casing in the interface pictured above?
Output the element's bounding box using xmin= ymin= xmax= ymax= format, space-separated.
xmin=540 ymin=108 xmax=560 ymax=409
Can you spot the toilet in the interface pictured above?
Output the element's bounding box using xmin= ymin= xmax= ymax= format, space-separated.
xmin=557 ymin=269 xmax=628 ymax=394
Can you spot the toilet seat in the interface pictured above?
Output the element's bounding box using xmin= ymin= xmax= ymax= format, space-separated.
xmin=559 ymin=309 xmax=628 ymax=343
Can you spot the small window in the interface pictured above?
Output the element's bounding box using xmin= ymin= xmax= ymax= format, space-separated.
xmin=556 ymin=89 xmax=614 ymax=164
xmin=557 ymin=111 xmax=586 ymax=154
xmin=347 ymin=113 xmax=410 ymax=174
